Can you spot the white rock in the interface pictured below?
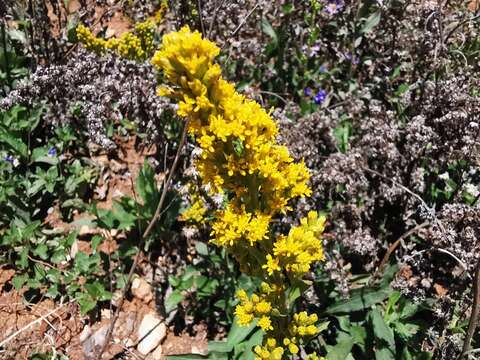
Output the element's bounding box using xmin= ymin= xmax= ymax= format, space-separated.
xmin=151 ymin=345 xmax=163 ymax=360
xmin=124 ymin=338 xmax=135 ymax=348
xmin=137 ymin=313 xmax=167 ymax=355
xmin=79 ymin=325 xmax=92 ymax=343
xmin=82 ymin=325 xmax=108 ymax=358
xmin=131 ymin=277 xmax=153 ymax=303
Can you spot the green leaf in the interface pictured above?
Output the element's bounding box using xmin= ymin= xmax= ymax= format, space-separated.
xmin=394 ymin=322 xmax=419 ymax=340
xmin=325 ymin=286 xmax=393 ymax=314
xmin=326 ymin=337 xmax=354 ymax=360
xmin=136 ymin=162 xmax=160 ymax=215
xmin=12 ymin=274 xmax=28 ymax=290
xmin=370 ymin=308 xmax=395 ymax=348
xmin=317 ymin=321 xmax=330 ymax=333
xmin=78 ymin=297 xmax=97 ymax=315
xmin=33 ymin=243 xmax=49 ymax=260
xmin=165 ymin=289 xmax=184 ymax=313
xmin=375 ymin=346 xmax=396 ymax=360
xmin=241 ymin=329 xmax=264 ymax=360
xmin=208 ymin=341 xmax=233 ymax=353
xmin=85 ymin=281 xmax=111 ymax=301
xmin=261 ymin=19 xmax=278 ymax=44
xmin=196 ymin=242 xmax=209 ymax=256
xmin=361 ymin=10 xmax=382 ymax=34
xmin=91 ymin=235 xmax=103 ymax=252
xmin=350 ymin=325 xmax=367 ymax=347
xmin=227 ymin=317 xmax=256 ymax=346
xmin=31 ymin=147 xmax=58 ymax=165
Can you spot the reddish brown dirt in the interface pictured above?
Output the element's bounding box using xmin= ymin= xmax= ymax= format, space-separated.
xmin=0 ymin=290 xmax=83 ymax=359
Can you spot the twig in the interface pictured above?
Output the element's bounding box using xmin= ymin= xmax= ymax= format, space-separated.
xmin=231 ymin=3 xmax=259 ymax=36
xmin=28 ymin=255 xmax=57 ymax=270
xmin=259 ymin=90 xmax=289 ymax=104
xmin=370 ymin=222 xmax=429 ymax=284
xmin=459 ymin=257 xmax=480 ymax=359
xmin=0 ymin=298 xmax=69 ymax=348
xmin=196 ymin=0 xmax=206 ymax=36
xmin=95 ymin=120 xmax=189 ymax=360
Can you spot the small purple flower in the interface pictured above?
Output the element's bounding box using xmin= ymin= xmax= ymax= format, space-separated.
xmin=4 ymin=155 xmax=13 ymax=163
xmin=304 ymin=87 xmax=312 ymax=96
xmin=319 ymin=65 xmax=327 ymax=73
xmin=325 ymin=0 xmax=344 ymax=15
xmin=48 ymin=147 xmax=57 ymax=157
xmin=314 ymin=89 xmax=328 ymax=105
xmin=343 ymin=52 xmax=360 ymax=65
xmin=302 ymin=44 xmax=321 ymax=58
xmin=309 ymin=44 xmax=321 ymax=57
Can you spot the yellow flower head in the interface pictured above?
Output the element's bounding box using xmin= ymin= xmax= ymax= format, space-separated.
xmin=152 ymin=26 xmax=220 ymax=83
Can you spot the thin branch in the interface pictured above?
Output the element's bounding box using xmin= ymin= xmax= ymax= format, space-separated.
xmin=95 ymin=120 xmax=189 ymax=360
xmin=196 ymin=0 xmax=206 ymax=36
xmin=259 ymin=90 xmax=289 ymax=104
xmin=370 ymin=222 xmax=429 ymax=284
xmin=231 ymin=3 xmax=259 ymax=36
xmin=459 ymin=257 xmax=480 ymax=359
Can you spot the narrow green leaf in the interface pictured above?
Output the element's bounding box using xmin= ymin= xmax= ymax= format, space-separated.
xmin=370 ymin=308 xmax=395 ymax=348
xmin=227 ymin=317 xmax=256 ymax=346
xmin=325 ymin=286 xmax=393 ymax=314
xmin=361 ymin=11 xmax=382 ymax=34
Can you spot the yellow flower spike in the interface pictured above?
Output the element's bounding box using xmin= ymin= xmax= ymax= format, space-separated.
xmin=153 ymin=26 xmax=328 ymax=356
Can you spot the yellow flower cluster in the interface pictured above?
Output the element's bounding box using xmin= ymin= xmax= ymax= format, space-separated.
xmin=254 ymin=338 xmax=284 ymax=360
xmin=153 ymin=27 xmax=327 ymax=359
xmin=291 ymin=311 xmax=319 ymax=338
xmin=235 ymin=287 xmax=276 ymax=330
xmin=180 ymin=192 xmax=207 ymax=223
xmin=264 ymin=211 xmax=326 ymax=276
xmin=211 ymin=205 xmax=270 ymax=247
xmin=76 ymin=19 xmax=157 ymax=61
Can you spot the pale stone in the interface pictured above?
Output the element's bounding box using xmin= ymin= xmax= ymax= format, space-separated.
xmin=79 ymin=325 xmax=92 ymax=343
xmin=151 ymin=345 xmax=163 ymax=360
xmin=137 ymin=313 xmax=167 ymax=355
xmin=82 ymin=325 xmax=108 ymax=358
xmin=131 ymin=277 xmax=153 ymax=303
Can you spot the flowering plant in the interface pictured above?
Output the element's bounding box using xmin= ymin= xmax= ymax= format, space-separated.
xmin=152 ymin=27 xmax=327 ymax=359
